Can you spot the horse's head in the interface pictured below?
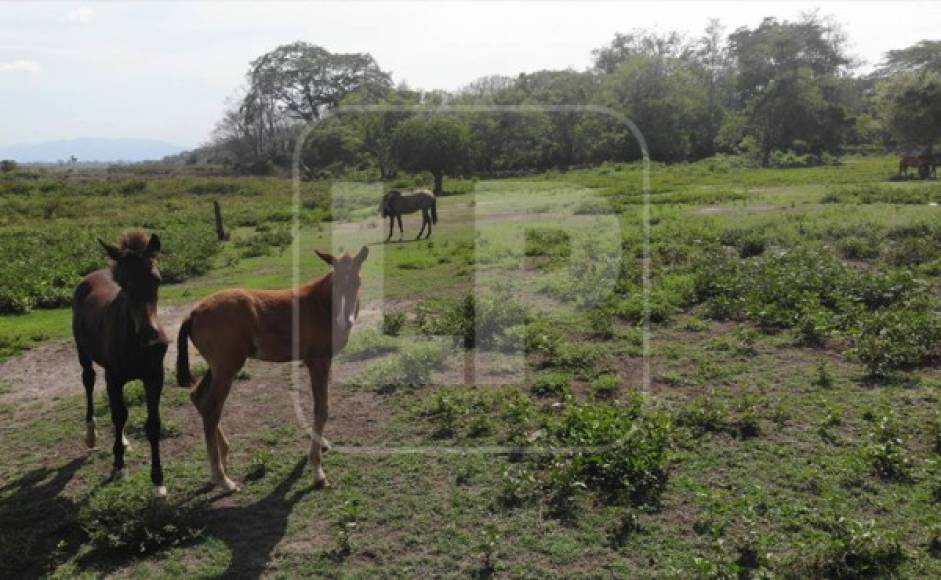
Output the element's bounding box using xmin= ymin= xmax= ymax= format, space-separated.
xmin=315 ymin=246 xmax=368 ymax=333
xmin=99 ymin=230 xmax=162 ymax=301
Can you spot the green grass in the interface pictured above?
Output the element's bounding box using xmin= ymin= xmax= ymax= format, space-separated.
xmin=2 ymin=156 xmax=941 ymax=576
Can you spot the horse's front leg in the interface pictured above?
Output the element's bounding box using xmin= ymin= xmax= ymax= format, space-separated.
xmin=144 ymin=362 xmax=166 ymax=498
xmin=386 ymin=216 xmax=394 ymax=242
xmin=105 ymin=372 xmax=129 ymax=482
xmin=80 ymin=355 xmax=97 ymax=448
xmin=397 ymin=215 xmax=404 ymax=239
xmin=306 ymin=356 xmax=332 ymax=488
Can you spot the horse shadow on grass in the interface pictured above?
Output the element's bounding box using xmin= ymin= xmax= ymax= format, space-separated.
xmin=0 ymin=457 xmax=89 ymax=579
xmin=74 ymin=458 xmax=313 ymax=579
xmin=203 ymin=458 xmax=313 ymax=579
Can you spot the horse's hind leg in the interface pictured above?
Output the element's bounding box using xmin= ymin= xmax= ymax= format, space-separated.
xmin=105 ymin=372 xmax=129 ymax=482
xmin=424 ymin=209 xmax=432 ymax=239
xmin=79 ymin=353 xmax=97 ymax=448
xmin=144 ymin=367 xmax=166 ymax=498
xmin=195 ymin=363 xmax=239 ymax=491
xmin=417 ymin=210 xmax=427 ymax=240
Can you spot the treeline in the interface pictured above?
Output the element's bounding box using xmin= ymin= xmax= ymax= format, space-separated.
xmin=177 ymin=14 xmax=941 ymax=185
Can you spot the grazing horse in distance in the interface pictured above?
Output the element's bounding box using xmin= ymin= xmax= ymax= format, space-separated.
xmin=379 ymin=189 xmax=437 ymax=241
xmin=72 ymin=230 xmax=169 ymax=498
xmin=899 ymin=154 xmax=935 ymax=179
xmin=176 ymin=246 xmax=369 ymax=491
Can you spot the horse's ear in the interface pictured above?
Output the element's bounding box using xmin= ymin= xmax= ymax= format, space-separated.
xmin=98 ymin=238 xmax=123 ymax=261
xmin=355 ymin=245 xmax=369 ymax=266
xmin=146 ymin=233 xmax=161 ymax=256
xmin=315 ymin=249 xmax=336 ymax=266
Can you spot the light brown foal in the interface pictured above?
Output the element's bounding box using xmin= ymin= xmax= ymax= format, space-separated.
xmin=176 ymin=247 xmax=368 ymax=490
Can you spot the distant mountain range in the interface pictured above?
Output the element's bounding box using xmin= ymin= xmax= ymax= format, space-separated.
xmin=0 ymin=138 xmax=187 ymax=164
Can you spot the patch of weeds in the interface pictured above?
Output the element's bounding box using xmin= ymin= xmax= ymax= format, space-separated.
xmin=545 ymin=399 xmax=672 ymax=506
xmin=812 ymin=361 xmax=834 ymax=389
xmin=854 ymin=309 xmax=941 ymax=377
xmin=607 ymin=508 xmax=643 ymax=547
xmin=381 ymin=311 xmax=405 ymax=336
xmin=327 ymin=499 xmax=361 ymax=563
xmin=80 ymin=475 xmax=203 ymax=554
xmin=677 ymin=394 xmax=761 ymax=439
xmin=807 ymin=517 xmax=904 ymax=578
xmin=524 ymin=227 xmax=571 ymax=259
xmin=356 ymin=341 xmax=449 ymax=391
xmin=418 ymin=289 xmax=528 ymax=350
xmin=245 ymin=449 xmax=273 ymax=482
xmin=544 ymin=342 xmax=607 ymax=378
xmin=928 ymin=524 xmax=941 ymax=558
xmin=587 ymin=307 xmax=615 ymax=339
xmin=682 ymin=316 xmax=709 ymax=332
xmin=530 ymin=371 xmax=572 ymax=399
xmin=473 ymin=523 xmax=500 ymax=578
xmin=862 ymin=413 xmax=913 ymax=482
xmin=589 ymin=374 xmax=619 ymax=400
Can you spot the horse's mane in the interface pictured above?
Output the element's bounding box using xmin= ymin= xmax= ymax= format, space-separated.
xmin=117 ymin=229 xmax=151 ymax=253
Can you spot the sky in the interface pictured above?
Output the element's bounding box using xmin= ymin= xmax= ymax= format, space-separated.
xmin=1 ymin=1 xmax=939 ymax=149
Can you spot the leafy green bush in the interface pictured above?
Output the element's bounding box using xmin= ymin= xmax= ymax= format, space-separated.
xmin=524 ymin=228 xmax=571 ymax=259
xmin=807 ymin=517 xmax=904 ymax=578
xmin=381 ymin=311 xmax=405 ymax=336
xmin=854 ymin=309 xmax=941 ymax=376
xmin=862 ymin=413 xmax=913 ymax=482
xmin=545 ymin=400 xmax=672 ymax=506
xmin=530 ymin=372 xmax=571 ymax=398
xmin=80 ymin=476 xmax=202 ymax=553
xmin=417 ymin=290 xmax=528 ymax=350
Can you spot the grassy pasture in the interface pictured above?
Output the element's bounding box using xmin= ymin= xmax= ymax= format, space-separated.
xmin=1 ymin=156 xmax=941 ymax=577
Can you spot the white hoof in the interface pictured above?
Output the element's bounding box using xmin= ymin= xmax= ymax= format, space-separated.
xmin=213 ymin=477 xmax=240 ymax=492
xmin=121 ymin=432 xmax=131 ymax=450
xmin=153 ymin=485 xmax=167 ymax=499
xmin=85 ymin=421 xmax=97 ymax=449
xmin=313 ymin=466 xmax=328 ymax=489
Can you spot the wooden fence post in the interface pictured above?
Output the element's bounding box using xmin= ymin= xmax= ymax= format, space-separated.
xmin=213 ymin=200 xmax=229 ymax=241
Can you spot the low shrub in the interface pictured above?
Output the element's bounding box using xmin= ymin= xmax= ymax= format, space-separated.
xmin=854 ymin=309 xmax=941 ymax=376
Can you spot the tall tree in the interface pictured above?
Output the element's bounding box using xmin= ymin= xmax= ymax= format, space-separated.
xmin=247 ymin=42 xmax=391 ymax=122
xmin=727 ymin=15 xmax=853 ymax=164
xmin=392 ymin=117 xmax=471 ymax=194
xmin=877 ymin=72 xmax=941 ymax=152
xmin=876 ymin=40 xmax=941 ymax=77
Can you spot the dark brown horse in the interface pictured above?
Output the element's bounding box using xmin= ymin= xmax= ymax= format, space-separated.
xmin=176 ymin=247 xmax=368 ymax=490
xmin=72 ymin=230 xmax=168 ymax=497
xmin=379 ymin=189 xmax=438 ymax=241
xmin=899 ymin=154 xmax=937 ymax=179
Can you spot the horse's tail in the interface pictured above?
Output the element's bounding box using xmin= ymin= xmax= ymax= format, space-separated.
xmin=176 ymin=316 xmax=195 ymax=388
xmin=431 ymin=195 xmax=438 ymax=224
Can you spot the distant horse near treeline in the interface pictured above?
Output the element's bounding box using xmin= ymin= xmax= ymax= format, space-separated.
xmin=898 ymin=154 xmax=938 ymax=179
xmin=379 ymin=189 xmax=438 ymax=241
xmin=72 ymin=230 xmax=169 ymax=498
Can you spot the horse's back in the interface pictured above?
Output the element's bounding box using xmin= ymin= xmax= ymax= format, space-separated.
xmin=189 ymin=288 xmax=294 ymax=364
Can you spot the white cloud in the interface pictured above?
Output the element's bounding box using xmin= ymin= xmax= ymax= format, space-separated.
xmin=62 ymin=6 xmax=93 ymax=24
xmin=0 ymin=60 xmax=41 ymax=76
